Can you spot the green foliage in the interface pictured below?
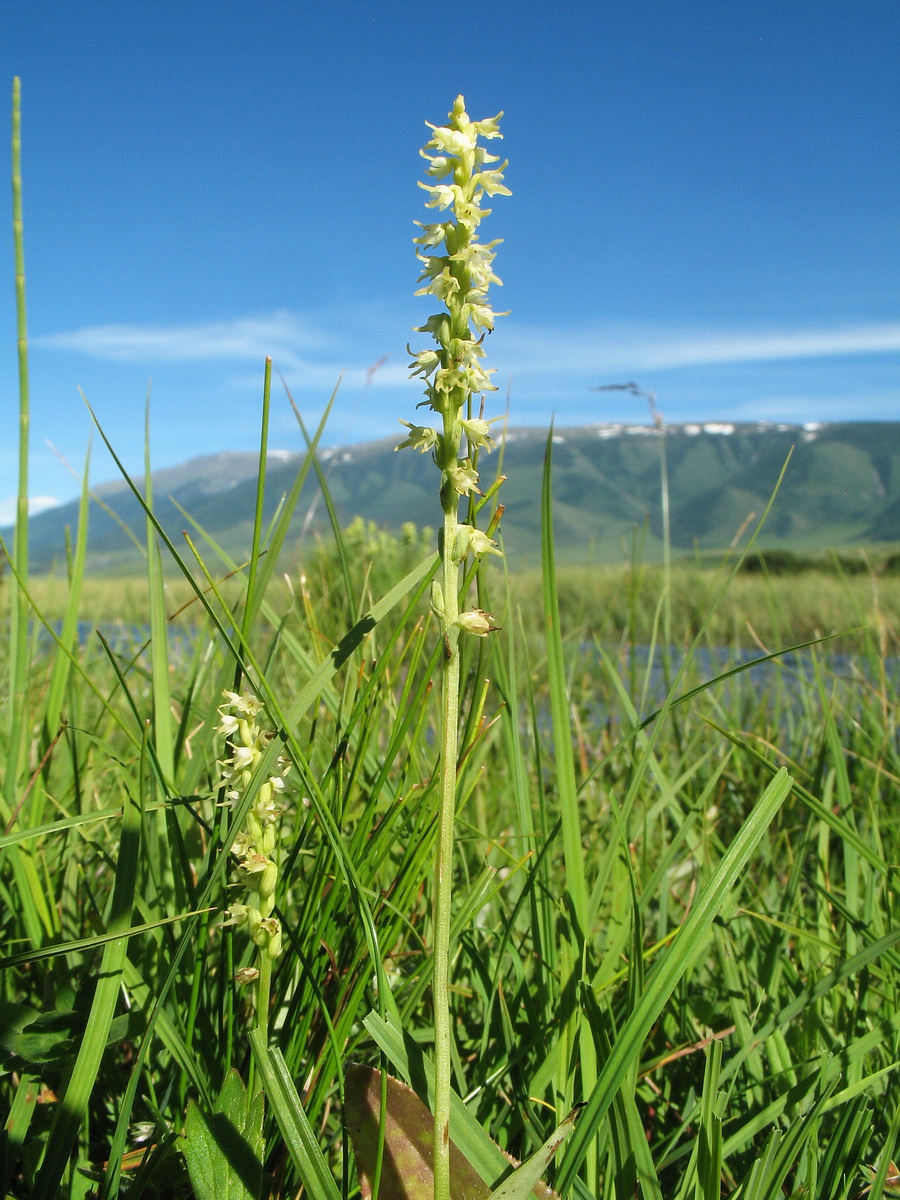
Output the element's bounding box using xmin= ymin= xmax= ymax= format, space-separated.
xmin=182 ymin=1071 xmax=266 ymax=1200
xmin=2 ymin=424 xmax=899 ymax=1197
xmin=307 ymin=517 xmax=436 ymax=616
xmin=738 ymin=548 xmax=896 ymax=575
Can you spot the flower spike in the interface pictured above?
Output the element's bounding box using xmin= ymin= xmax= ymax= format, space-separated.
xmin=398 ymin=99 xmax=510 ymax=1200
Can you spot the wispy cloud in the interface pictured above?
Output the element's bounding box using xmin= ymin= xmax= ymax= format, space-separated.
xmin=0 ymin=494 xmax=59 ymax=526
xmin=33 ymin=310 xmax=335 ymax=369
xmin=33 ymin=311 xmax=900 ymax=382
xmin=224 ymin=363 xmax=412 ymax=405
xmin=496 ymin=321 xmax=900 ymax=375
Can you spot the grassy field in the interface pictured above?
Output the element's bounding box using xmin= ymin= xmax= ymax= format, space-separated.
xmin=2 ymin=473 xmax=899 ymax=1198
xmin=17 ymin=547 xmax=900 ymax=652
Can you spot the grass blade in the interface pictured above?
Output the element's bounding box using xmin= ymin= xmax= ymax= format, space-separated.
xmin=556 ymin=767 xmax=793 ymax=1193
xmin=31 ymin=734 xmax=145 ymax=1199
xmin=248 ymin=1031 xmax=342 ymax=1200
xmin=541 ymin=429 xmax=588 ymax=939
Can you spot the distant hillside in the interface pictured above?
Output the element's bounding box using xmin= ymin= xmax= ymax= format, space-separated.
xmin=11 ymin=421 xmax=900 ymax=571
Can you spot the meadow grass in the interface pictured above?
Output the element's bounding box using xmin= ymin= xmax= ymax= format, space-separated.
xmin=2 ymin=81 xmax=899 ymax=1200
xmin=2 ymin=434 xmax=898 ymax=1199
xmin=14 ymin=556 xmax=900 ymax=652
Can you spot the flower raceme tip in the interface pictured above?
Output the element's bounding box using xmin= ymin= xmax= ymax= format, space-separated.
xmin=399 ymin=95 xmax=510 ymax=450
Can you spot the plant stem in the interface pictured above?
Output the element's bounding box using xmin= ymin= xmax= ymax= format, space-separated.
xmin=433 ymin=486 xmax=461 ymax=1200
xmin=5 ymin=77 xmax=55 ymax=951
xmin=12 ymin=77 xmax=29 ymax=588
xmin=256 ymin=953 xmax=273 ymax=1043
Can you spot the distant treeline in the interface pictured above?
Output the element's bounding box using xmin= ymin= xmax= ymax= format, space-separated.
xmin=737 ymin=549 xmax=900 ymax=575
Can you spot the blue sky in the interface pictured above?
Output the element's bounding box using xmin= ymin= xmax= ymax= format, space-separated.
xmin=0 ymin=1 xmax=897 ymax=520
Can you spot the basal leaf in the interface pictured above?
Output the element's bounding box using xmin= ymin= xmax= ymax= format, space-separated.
xmin=182 ymin=1069 xmax=266 ymax=1200
xmin=487 ymin=1107 xmax=580 ymax=1200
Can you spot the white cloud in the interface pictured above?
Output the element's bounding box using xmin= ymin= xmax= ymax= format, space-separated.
xmin=33 ymin=310 xmax=334 ymax=369
xmin=32 ymin=310 xmax=900 ymax=390
xmin=495 ymin=321 xmax=900 ymax=375
xmin=0 ymin=494 xmax=60 ymax=526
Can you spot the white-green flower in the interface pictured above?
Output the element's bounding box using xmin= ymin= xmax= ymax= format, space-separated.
xmin=413 ymin=221 xmax=452 ymax=247
xmin=231 ymin=831 xmax=253 ymax=858
xmin=216 ymin=710 xmax=240 ymax=738
xmin=444 ymin=461 xmax=481 ymax=496
xmin=472 ymin=168 xmax=511 ymax=198
xmin=463 ymin=302 xmax=497 ymax=333
xmin=395 ymin=420 xmax=440 ymax=454
xmin=222 ymin=903 xmax=253 ymax=929
xmin=460 ymin=417 xmax=499 ymax=451
xmin=454 ymin=524 xmax=503 ymax=560
xmin=424 ymin=124 xmax=478 ymax=157
xmin=220 ymin=691 xmax=263 ymax=719
xmin=231 ymin=745 xmax=256 ymax=773
xmin=407 ymin=347 xmax=441 ymax=378
xmin=414 ymin=313 xmax=451 ymax=338
xmin=418 ymin=181 xmax=457 ymax=211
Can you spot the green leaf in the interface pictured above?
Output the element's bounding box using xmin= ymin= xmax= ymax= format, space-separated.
xmin=32 ymin=775 xmax=144 ymax=1200
xmin=345 ymin=1064 xmax=561 ymax=1200
xmin=540 ymin=430 xmax=588 ymax=940
xmin=4 ymin=1005 xmax=138 ymax=1071
xmin=182 ymin=1069 xmax=266 ymax=1200
xmin=695 ymin=1039 xmax=723 ymax=1200
xmin=15 ymin=1008 xmax=81 ymax=1068
xmin=0 ymin=1069 xmax=41 ymax=1197
xmin=248 ymin=1031 xmax=342 ymax=1200
xmin=0 ymin=1001 xmax=39 ymax=1066
xmin=487 ymin=1107 xmax=580 ymax=1200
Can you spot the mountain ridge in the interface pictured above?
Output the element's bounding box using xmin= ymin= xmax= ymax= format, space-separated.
xmin=11 ymin=420 xmax=900 ymax=570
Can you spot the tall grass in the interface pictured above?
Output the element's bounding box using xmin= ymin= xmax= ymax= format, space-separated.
xmin=2 ymin=78 xmax=899 ymax=1200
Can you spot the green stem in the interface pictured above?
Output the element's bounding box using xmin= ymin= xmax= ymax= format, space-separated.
xmin=247 ymin=914 xmax=274 ymax=1109
xmin=3 ymin=77 xmax=54 ymax=952
xmin=12 ymin=77 xmax=29 ymax=590
xmin=433 ymin=442 xmax=461 ymax=1200
xmin=256 ymin=953 xmax=273 ymax=1043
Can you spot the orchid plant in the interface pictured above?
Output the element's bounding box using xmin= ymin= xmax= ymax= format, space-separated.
xmin=217 ymin=690 xmax=291 ymax=1035
xmin=397 ymin=94 xmax=510 ymax=1200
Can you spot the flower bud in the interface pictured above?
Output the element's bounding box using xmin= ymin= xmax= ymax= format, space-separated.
xmin=457 ymin=609 xmax=500 ymax=637
xmin=430 ymin=580 xmax=446 ymax=622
